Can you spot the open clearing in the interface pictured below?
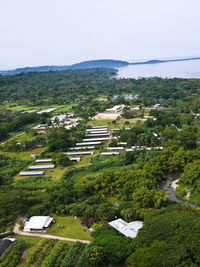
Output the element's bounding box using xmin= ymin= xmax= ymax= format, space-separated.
xmin=93 ymin=112 xmax=120 ymax=120
xmin=46 ymin=216 xmax=92 ymax=241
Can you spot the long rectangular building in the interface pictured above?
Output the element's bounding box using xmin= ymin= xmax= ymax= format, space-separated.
xmin=70 ymin=146 xmax=95 ymax=150
xmin=85 ymin=133 xmax=110 ymax=137
xmin=101 ymin=152 xmax=120 ymax=155
xmin=91 ymin=126 xmax=107 ymax=129
xmin=86 ymin=131 xmax=108 ymax=134
xmin=28 ymin=165 xmax=55 ymax=170
xmin=20 ymin=171 xmax=45 ymax=176
xmin=65 ymin=151 xmax=94 ymax=156
xmin=76 ymin=141 xmax=102 ymax=146
xmin=83 ymin=137 xmax=111 ymax=142
xmin=35 ymin=159 xmax=52 ymax=163
xmin=69 ymin=157 xmax=80 ymax=161
xmin=107 ymin=147 xmax=124 ymax=151
xmin=86 ymin=129 xmax=108 ymax=133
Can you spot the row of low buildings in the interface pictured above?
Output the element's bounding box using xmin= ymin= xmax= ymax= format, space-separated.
xmin=19 ymin=158 xmax=55 ymax=176
xmin=66 ymin=126 xmax=111 ymax=158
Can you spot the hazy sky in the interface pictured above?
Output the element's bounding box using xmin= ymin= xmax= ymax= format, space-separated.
xmin=1 ymin=0 xmax=200 ymax=69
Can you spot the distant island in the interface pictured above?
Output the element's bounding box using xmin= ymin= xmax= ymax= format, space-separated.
xmin=1 ymin=57 xmax=200 ymax=76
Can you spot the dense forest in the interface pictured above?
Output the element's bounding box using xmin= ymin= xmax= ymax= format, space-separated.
xmin=1 ymin=69 xmax=200 ymax=266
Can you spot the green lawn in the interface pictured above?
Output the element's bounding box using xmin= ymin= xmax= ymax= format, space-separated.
xmin=87 ymin=119 xmax=115 ymax=127
xmin=53 ymin=103 xmax=78 ymax=113
xmin=45 ymin=166 xmax=69 ymax=181
xmin=47 ymin=216 xmax=92 ymax=241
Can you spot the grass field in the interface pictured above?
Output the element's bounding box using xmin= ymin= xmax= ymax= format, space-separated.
xmin=47 ymin=216 xmax=92 ymax=241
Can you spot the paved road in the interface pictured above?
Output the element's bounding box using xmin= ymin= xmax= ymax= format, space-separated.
xmin=0 ymin=132 xmax=25 ymax=145
xmin=14 ymin=224 xmax=90 ymax=244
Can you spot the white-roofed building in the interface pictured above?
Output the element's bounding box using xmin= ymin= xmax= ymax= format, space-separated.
xmin=86 ymin=133 xmax=110 ymax=137
xmin=51 ymin=114 xmax=67 ymax=123
xmin=20 ymin=171 xmax=44 ymax=176
xmin=65 ymin=151 xmax=93 ymax=156
xmin=76 ymin=142 xmax=102 ymax=146
xmin=69 ymin=157 xmax=80 ymax=161
xmin=23 ymin=216 xmax=53 ymax=232
xmin=83 ymin=137 xmax=111 ymax=142
xmin=107 ymin=147 xmax=124 ymax=151
xmin=35 ymin=159 xmax=52 ymax=163
xmin=86 ymin=129 xmax=108 ymax=133
xmin=70 ymin=146 xmax=95 ymax=150
xmin=28 ymin=165 xmax=55 ymax=170
xmin=91 ymin=126 xmax=107 ymax=129
xmin=118 ymin=142 xmax=127 ymax=146
xmin=101 ymin=152 xmax=119 ymax=156
xmin=106 ymin=105 xmax=123 ymax=113
xmin=108 ymin=218 xmax=143 ymax=238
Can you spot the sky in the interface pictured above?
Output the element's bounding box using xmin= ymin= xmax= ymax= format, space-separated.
xmin=1 ymin=0 xmax=200 ymax=70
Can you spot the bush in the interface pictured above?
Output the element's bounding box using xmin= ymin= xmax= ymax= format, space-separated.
xmin=94 ymin=226 xmax=133 ymax=264
xmin=61 ymin=242 xmax=86 ymax=267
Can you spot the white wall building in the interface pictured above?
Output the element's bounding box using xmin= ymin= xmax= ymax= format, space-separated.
xmin=101 ymin=152 xmax=119 ymax=156
xmin=108 ymin=218 xmax=143 ymax=238
xmin=83 ymin=137 xmax=111 ymax=142
xmin=106 ymin=105 xmax=123 ymax=113
xmin=28 ymin=165 xmax=55 ymax=170
xmin=76 ymin=142 xmax=102 ymax=146
xmin=107 ymin=147 xmax=124 ymax=151
xmin=65 ymin=151 xmax=93 ymax=156
xmin=35 ymin=159 xmax=52 ymax=163
xmin=24 ymin=216 xmax=53 ymax=232
xmin=20 ymin=171 xmax=44 ymax=176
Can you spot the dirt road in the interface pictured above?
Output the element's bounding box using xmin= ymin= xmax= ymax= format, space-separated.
xmin=0 ymin=132 xmax=25 ymax=145
xmin=14 ymin=223 xmax=90 ymax=244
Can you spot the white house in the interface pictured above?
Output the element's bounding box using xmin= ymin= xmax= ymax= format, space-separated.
xmin=23 ymin=216 xmax=53 ymax=232
xmin=108 ymin=218 xmax=143 ymax=238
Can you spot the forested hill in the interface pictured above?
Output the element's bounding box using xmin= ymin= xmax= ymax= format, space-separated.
xmin=1 ymin=57 xmax=200 ymax=76
xmin=0 ymin=59 xmax=128 ymax=76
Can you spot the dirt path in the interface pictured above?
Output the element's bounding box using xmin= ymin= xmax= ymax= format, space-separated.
xmin=14 ymin=223 xmax=90 ymax=244
xmin=0 ymin=132 xmax=25 ymax=145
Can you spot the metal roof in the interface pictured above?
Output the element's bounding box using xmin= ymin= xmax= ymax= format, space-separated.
xmin=86 ymin=128 xmax=108 ymax=133
xmin=35 ymin=159 xmax=52 ymax=163
xmin=101 ymin=152 xmax=119 ymax=155
xmin=65 ymin=151 xmax=93 ymax=156
xmin=91 ymin=126 xmax=107 ymax=129
xmin=85 ymin=133 xmax=110 ymax=137
xmin=109 ymin=218 xmax=143 ymax=238
xmin=0 ymin=239 xmax=15 ymax=257
xmin=76 ymin=142 xmax=102 ymax=146
xmin=69 ymin=157 xmax=80 ymax=161
xmin=83 ymin=137 xmax=111 ymax=142
xmin=107 ymin=147 xmax=124 ymax=150
xmin=20 ymin=171 xmax=44 ymax=176
xmin=28 ymin=165 xmax=55 ymax=170
xmin=70 ymin=146 xmax=95 ymax=150
xmin=24 ymin=216 xmax=53 ymax=231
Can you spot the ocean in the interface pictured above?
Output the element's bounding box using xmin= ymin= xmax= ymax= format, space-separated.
xmin=117 ymin=59 xmax=200 ymax=79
